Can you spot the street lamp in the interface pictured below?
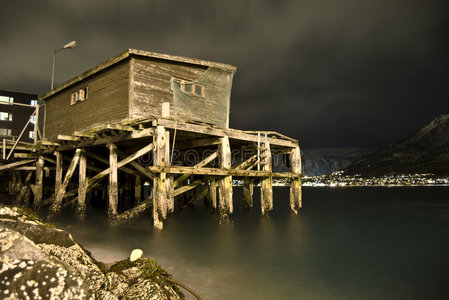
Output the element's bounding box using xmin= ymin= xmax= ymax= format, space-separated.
xmin=51 ymin=40 xmax=77 ymax=90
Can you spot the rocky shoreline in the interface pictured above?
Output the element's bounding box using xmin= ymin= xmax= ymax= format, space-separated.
xmin=0 ymin=205 xmax=184 ymax=299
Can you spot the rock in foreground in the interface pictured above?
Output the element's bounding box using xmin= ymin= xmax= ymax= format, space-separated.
xmin=0 ymin=205 xmax=183 ymax=299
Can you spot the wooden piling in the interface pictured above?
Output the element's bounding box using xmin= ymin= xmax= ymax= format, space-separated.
xmin=108 ymin=143 xmax=119 ymax=218
xmin=289 ymin=146 xmax=302 ymax=214
xmin=135 ymin=175 xmax=142 ymax=204
xmin=50 ymin=149 xmax=81 ymax=218
xmin=77 ymin=149 xmax=87 ymax=219
xmin=209 ymin=180 xmax=218 ymax=210
xmin=165 ymin=130 xmax=174 ymax=214
xmin=153 ymin=125 xmax=167 ymax=229
xmin=243 ymin=178 xmax=254 ymax=209
xmin=32 ymin=156 xmax=44 ymax=208
xmin=0 ymin=113 xmax=302 ymax=226
xmin=15 ymin=171 xmax=32 ymax=205
xmin=54 ymin=151 xmax=63 ymax=197
xmin=218 ymin=136 xmax=233 ymax=217
xmin=260 ymin=136 xmax=273 ymax=215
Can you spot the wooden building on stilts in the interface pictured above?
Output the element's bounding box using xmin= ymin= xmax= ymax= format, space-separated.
xmin=0 ymin=49 xmax=302 ymax=229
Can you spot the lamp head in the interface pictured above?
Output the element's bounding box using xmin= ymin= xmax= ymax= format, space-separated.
xmin=63 ymin=41 xmax=77 ymax=49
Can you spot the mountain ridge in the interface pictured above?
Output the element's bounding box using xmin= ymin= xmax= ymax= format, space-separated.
xmin=344 ymin=114 xmax=449 ymax=176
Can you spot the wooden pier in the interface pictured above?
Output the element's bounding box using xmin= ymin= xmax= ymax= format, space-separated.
xmin=0 ymin=49 xmax=302 ymax=229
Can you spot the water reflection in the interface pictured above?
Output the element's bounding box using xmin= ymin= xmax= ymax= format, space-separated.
xmin=57 ymin=187 xmax=449 ymax=300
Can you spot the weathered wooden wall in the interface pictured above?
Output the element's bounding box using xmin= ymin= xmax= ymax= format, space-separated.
xmin=130 ymin=57 xmax=231 ymax=128
xmin=44 ymin=61 xmax=130 ymax=140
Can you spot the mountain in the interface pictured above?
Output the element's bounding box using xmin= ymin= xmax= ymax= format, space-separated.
xmin=344 ymin=114 xmax=449 ymax=176
xmin=302 ymin=148 xmax=374 ymax=176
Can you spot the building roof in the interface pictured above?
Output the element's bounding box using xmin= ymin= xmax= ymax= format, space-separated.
xmin=40 ymin=48 xmax=237 ymax=100
xmin=0 ymin=89 xmax=38 ymax=98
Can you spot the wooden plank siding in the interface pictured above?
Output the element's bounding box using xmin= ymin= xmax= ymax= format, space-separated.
xmin=44 ymin=61 xmax=130 ymax=140
xmin=42 ymin=49 xmax=236 ymax=141
xmin=130 ymin=57 xmax=231 ymax=128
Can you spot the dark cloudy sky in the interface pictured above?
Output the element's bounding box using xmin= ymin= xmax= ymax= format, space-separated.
xmin=1 ymin=0 xmax=448 ymax=149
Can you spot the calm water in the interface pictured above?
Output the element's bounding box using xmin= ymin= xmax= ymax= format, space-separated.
xmin=57 ymin=187 xmax=449 ymax=300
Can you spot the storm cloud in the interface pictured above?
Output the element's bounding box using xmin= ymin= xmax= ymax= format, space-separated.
xmin=1 ymin=0 xmax=448 ymax=149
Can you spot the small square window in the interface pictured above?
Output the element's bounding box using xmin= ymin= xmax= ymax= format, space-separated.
xmin=194 ymin=85 xmax=204 ymax=97
xmin=0 ymin=96 xmax=13 ymax=103
xmin=71 ymin=92 xmax=78 ymax=105
xmin=79 ymin=87 xmax=88 ymax=101
xmin=0 ymin=112 xmax=12 ymax=121
xmin=171 ymin=77 xmax=205 ymax=98
xmin=30 ymin=100 xmax=38 ymax=106
xmin=29 ymin=131 xmax=34 ymax=139
xmin=184 ymin=83 xmax=193 ymax=93
xmin=71 ymin=87 xmax=88 ymax=105
xmin=0 ymin=128 xmax=12 ymax=136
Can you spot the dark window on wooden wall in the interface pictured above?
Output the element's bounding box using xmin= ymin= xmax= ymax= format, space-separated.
xmin=172 ymin=77 xmax=205 ymax=97
xmin=71 ymin=87 xmax=88 ymax=105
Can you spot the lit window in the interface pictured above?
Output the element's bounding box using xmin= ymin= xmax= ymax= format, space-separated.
xmin=71 ymin=91 xmax=78 ymax=105
xmin=172 ymin=77 xmax=205 ymax=97
xmin=0 ymin=112 xmax=12 ymax=121
xmin=79 ymin=88 xmax=87 ymax=100
xmin=71 ymin=87 xmax=88 ymax=105
xmin=30 ymin=115 xmax=36 ymax=124
xmin=30 ymin=100 xmax=38 ymax=106
xmin=0 ymin=128 xmax=12 ymax=136
xmin=0 ymin=96 xmax=14 ymax=103
xmin=29 ymin=131 xmax=34 ymax=139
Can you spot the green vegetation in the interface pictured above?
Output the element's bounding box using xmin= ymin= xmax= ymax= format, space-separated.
xmin=109 ymin=257 xmax=183 ymax=297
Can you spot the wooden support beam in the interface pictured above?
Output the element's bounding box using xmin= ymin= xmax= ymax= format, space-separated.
xmin=173 ymin=151 xmax=218 ymax=187
xmin=110 ymin=198 xmax=152 ymax=226
xmin=175 ymin=137 xmax=221 ymax=149
xmin=157 ymin=118 xmax=299 ymax=148
xmin=243 ymin=178 xmax=254 ymax=209
xmin=135 ymin=175 xmax=142 ymax=204
xmin=114 ymin=148 xmax=155 ymax=180
xmin=56 ymin=128 xmax=155 ymax=151
xmin=2 ymin=138 xmax=5 ymax=160
xmin=14 ymin=153 xmax=37 ymax=159
xmin=196 ymin=187 xmax=209 ymax=202
xmin=15 ymin=171 xmax=33 ymax=205
xmin=77 ymin=150 xmax=87 ymax=219
xmin=209 ymin=180 xmax=218 ymax=210
xmin=153 ymin=125 xmax=167 ymax=229
xmin=49 ymin=149 xmax=81 ymax=218
xmin=0 ymin=159 xmax=36 ymax=172
xmin=218 ymin=136 xmax=233 ymax=216
xmin=9 ymin=171 xmax=18 ymax=197
xmin=235 ymin=154 xmax=258 ymax=170
xmin=57 ymin=135 xmax=80 ymax=141
xmin=260 ymin=136 xmax=273 ymax=215
xmin=165 ymin=130 xmax=174 ymax=215
xmin=148 ymin=165 xmax=298 ymax=178
xmin=32 ymin=156 xmax=44 ymax=208
xmin=172 ymin=179 xmax=204 ymax=197
xmin=73 ymin=131 xmax=95 ymax=138
xmin=42 ymin=156 xmax=56 ymax=164
xmin=86 ymin=151 xmax=137 ymax=177
xmin=108 ymin=143 xmax=119 ymax=218
xmin=88 ymin=143 xmax=155 ymax=187
xmin=289 ymin=146 xmax=302 ymax=214
xmin=54 ymin=151 xmax=63 ymax=197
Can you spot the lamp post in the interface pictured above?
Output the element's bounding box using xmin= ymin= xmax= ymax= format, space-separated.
xmin=51 ymin=40 xmax=77 ymax=90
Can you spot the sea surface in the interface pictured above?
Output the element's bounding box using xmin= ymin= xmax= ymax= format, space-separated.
xmin=57 ymin=187 xmax=449 ymax=300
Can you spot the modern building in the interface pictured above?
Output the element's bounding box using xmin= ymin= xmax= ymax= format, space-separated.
xmin=0 ymin=89 xmax=38 ymax=143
